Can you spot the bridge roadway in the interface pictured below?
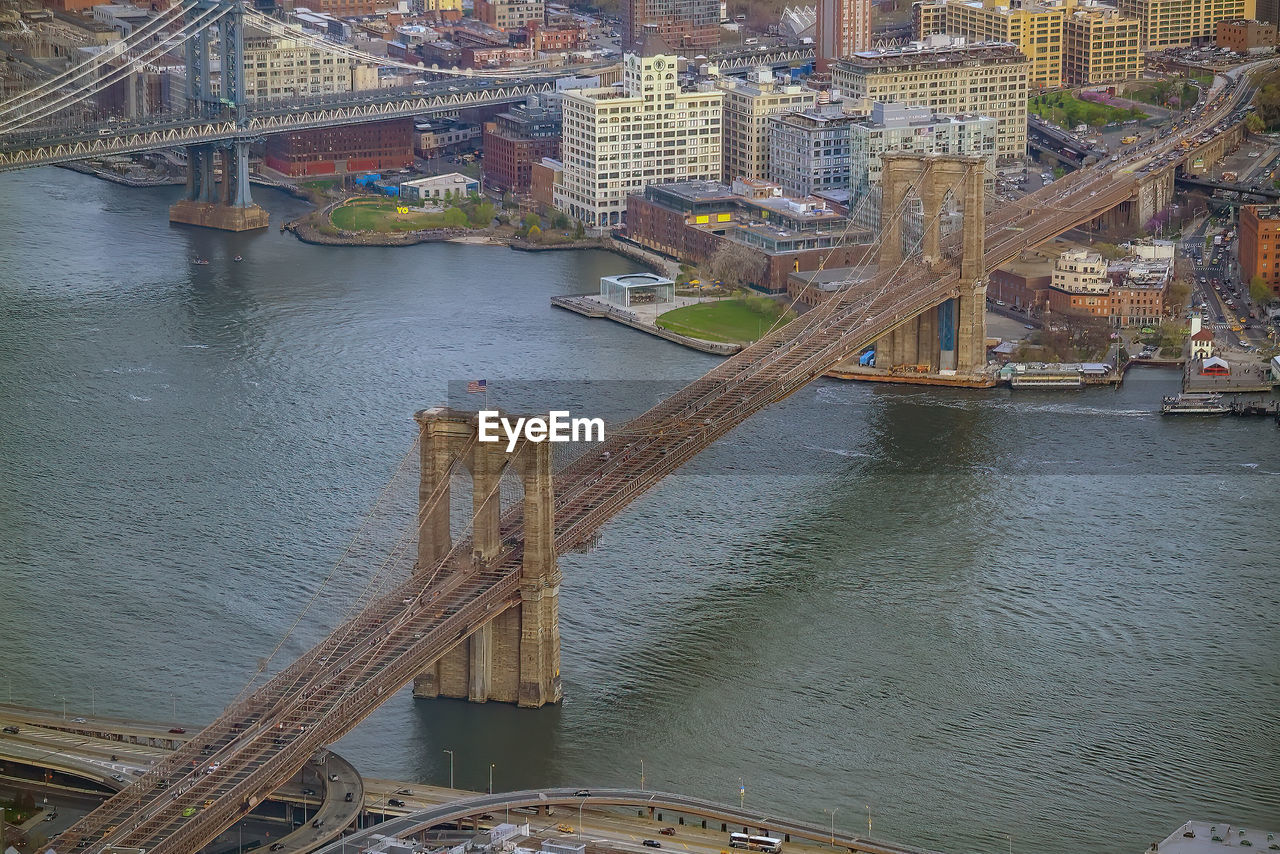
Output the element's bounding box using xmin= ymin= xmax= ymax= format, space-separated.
xmin=311 ymin=788 xmax=940 ymax=854
xmin=46 ymin=58 xmax=1270 ymax=854
xmin=0 ymin=705 xmax=364 ymax=854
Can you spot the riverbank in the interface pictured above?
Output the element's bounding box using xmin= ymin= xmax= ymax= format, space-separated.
xmin=59 ymin=161 xmax=313 ymax=202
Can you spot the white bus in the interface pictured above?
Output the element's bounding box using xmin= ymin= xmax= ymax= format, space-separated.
xmin=729 ymin=834 xmax=783 ymax=853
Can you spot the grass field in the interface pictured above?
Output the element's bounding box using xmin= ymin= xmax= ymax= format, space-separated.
xmin=656 ymin=299 xmax=790 ymax=344
xmin=1029 ymin=92 xmax=1145 ymax=128
xmin=330 ymin=198 xmax=455 ymax=232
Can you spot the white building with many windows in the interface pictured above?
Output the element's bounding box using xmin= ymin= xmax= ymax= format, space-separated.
xmin=556 ymin=51 xmax=723 ymax=228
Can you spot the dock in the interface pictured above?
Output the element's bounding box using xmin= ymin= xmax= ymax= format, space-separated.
xmin=551 ymin=294 xmax=741 ymax=356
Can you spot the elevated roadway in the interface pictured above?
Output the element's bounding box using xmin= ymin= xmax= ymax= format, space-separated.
xmin=0 ymin=706 xmax=362 ymax=853
xmin=44 ymin=54 xmax=1277 ymax=854
xmin=312 ymin=788 xmax=940 ymax=854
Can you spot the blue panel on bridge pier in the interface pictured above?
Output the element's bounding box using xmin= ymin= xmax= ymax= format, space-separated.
xmin=938 ymin=299 xmax=956 ymax=352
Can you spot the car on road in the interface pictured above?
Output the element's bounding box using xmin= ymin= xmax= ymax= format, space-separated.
xmin=344 ymin=792 xmax=354 ymax=802
xmin=574 ymin=789 xmax=592 ymax=797
xmin=396 ymin=788 xmax=413 ymax=795
xmin=270 ymin=845 xmax=285 ymax=851
xmin=328 ymin=773 xmax=339 ymax=781
xmin=388 ymin=798 xmax=406 ymax=807
xmin=2 ymin=726 xmax=19 ymax=734
xmin=302 ymin=788 xmax=316 ymax=796
xmin=643 ymin=841 xmax=662 ymax=848
xmin=111 ymin=773 xmax=126 ymax=782
xmin=72 ymin=717 xmax=86 ymax=723
xmin=558 ymin=824 xmax=575 ymax=833
xmin=43 ymin=812 xmax=57 ymax=821
xmin=182 ymin=807 xmax=197 ymax=818
xmin=660 ymin=828 xmax=676 ymax=836
xmin=168 ymin=727 xmax=186 ymax=734
xmin=312 ymin=818 xmax=324 ymax=828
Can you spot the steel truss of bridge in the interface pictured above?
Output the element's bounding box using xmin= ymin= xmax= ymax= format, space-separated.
xmin=0 ymin=81 xmax=558 ymax=172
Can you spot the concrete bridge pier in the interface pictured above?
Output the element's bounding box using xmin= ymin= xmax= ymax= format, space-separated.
xmin=411 ymin=407 xmax=562 ymax=708
xmin=170 ymin=138 xmax=268 ymax=231
xmin=869 ymin=154 xmax=987 ymax=377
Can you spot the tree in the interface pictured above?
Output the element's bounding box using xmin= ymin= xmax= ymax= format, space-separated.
xmin=1166 ymin=278 xmax=1191 ymax=314
xmin=1247 ymin=112 xmax=1266 ymax=134
xmin=527 ymin=223 xmax=542 ymax=241
xmin=708 ymin=242 xmax=767 ymax=290
xmin=573 ymin=220 xmax=585 ymax=239
xmin=1250 ymin=274 xmax=1275 ymax=304
xmin=549 ymin=209 xmax=571 ymax=230
xmin=442 ymin=206 xmax=468 ymax=228
xmin=521 ymin=213 xmax=541 ymax=236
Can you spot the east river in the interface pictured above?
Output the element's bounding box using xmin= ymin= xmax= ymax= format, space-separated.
xmin=1 ymin=168 xmax=1277 ymax=854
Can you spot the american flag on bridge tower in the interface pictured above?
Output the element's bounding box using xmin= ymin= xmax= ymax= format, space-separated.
xmin=467 ymin=379 xmax=487 ymax=394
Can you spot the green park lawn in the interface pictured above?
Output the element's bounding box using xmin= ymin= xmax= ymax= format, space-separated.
xmin=656 ymin=299 xmax=790 ymax=344
xmin=329 ymin=198 xmax=458 ymax=233
xmin=1029 ymin=92 xmax=1145 ymax=128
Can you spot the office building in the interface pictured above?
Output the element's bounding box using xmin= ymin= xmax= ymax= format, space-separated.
xmin=1062 ymin=5 xmax=1143 ymax=85
xmin=913 ymin=0 xmax=1141 ymax=88
xmin=831 ymin=39 xmax=1029 ymax=160
xmin=768 ymin=107 xmax=856 ymax=197
xmin=556 ymin=52 xmax=723 ymax=227
xmin=717 ymin=69 xmax=817 ymax=183
xmin=1116 ymin=0 xmax=1248 ymax=48
xmin=244 ymin=26 xmax=366 ymax=101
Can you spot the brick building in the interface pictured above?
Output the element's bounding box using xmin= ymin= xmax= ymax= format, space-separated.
xmin=264 ymin=118 xmax=414 ymax=176
xmin=482 ymin=101 xmax=562 ymax=194
xmin=1215 ymin=19 xmax=1279 ymax=51
xmin=1239 ymin=204 xmax=1280 ymax=297
xmin=624 ymin=180 xmax=873 ymax=292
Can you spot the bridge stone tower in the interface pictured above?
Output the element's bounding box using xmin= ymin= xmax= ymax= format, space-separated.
xmin=411 ymin=407 xmax=562 ymax=708
xmin=169 ymin=0 xmax=270 ymax=232
xmin=875 ymin=154 xmax=987 ymax=376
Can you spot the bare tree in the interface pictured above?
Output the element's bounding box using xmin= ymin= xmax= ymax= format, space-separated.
xmin=708 ymin=242 xmax=767 ymax=291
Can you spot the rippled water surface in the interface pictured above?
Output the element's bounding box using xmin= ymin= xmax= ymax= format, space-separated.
xmin=1 ymin=169 xmax=1277 ymax=854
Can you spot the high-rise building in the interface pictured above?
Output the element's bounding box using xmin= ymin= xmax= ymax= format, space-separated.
xmin=556 ymin=52 xmax=723 ymax=227
xmin=717 ymin=69 xmax=817 ymax=183
xmin=1116 ymin=0 xmax=1248 ymax=47
xmin=816 ymin=0 xmax=871 ymax=70
xmin=621 ymin=0 xmax=720 ymax=52
xmin=913 ymin=0 xmax=1141 ymax=88
xmin=767 ymin=107 xmax=856 ymax=197
xmin=831 ymin=39 xmax=1029 ymax=160
xmin=1062 ymin=5 xmax=1143 ymax=85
